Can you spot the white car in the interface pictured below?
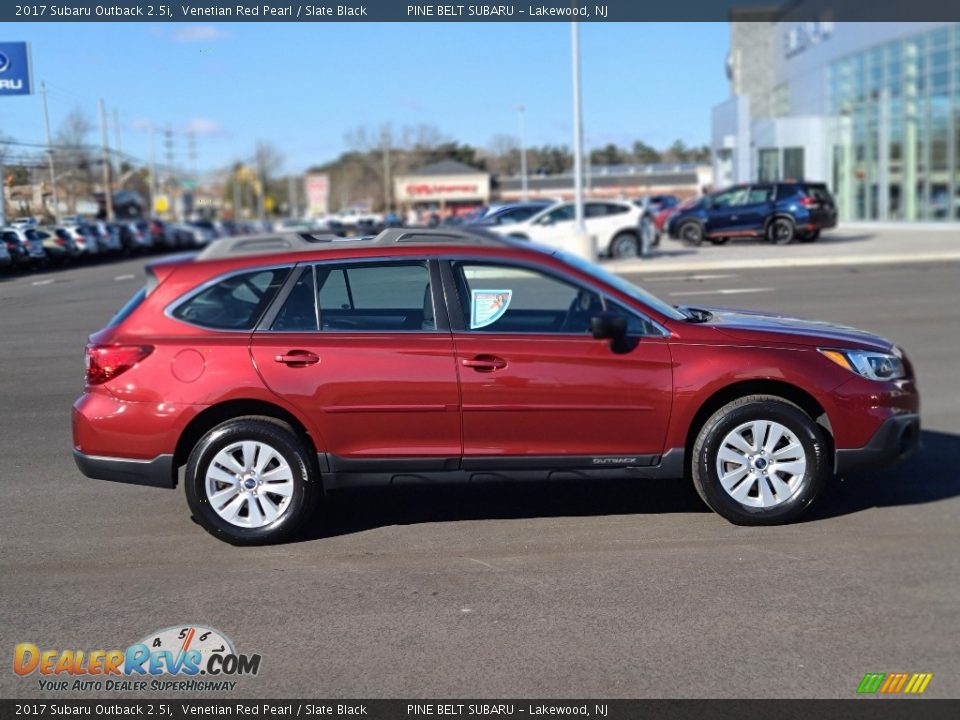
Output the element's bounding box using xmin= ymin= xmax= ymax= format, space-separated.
xmin=490 ymin=199 xmax=646 ymax=258
xmin=331 ymin=207 xmax=383 ymax=228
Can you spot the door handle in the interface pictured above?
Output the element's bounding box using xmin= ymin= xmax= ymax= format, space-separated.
xmin=461 ymin=355 xmax=507 ymax=372
xmin=274 ymin=350 xmax=320 ymax=366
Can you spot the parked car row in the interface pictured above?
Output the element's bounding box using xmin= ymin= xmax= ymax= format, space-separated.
xmin=0 ymin=217 xmax=280 ymax=274
xmin=432 ymin=182 xmax=837 ymax=261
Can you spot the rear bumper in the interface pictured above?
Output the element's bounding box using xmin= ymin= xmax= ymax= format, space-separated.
xmin=835 ymin=413 xmax=920 ymax=474
xmin=73 ymin=449 xmax=176 ymax=488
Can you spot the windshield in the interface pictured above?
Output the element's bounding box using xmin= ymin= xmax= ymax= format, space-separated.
xmin=555 ymin=251 xmax=686 ymax=321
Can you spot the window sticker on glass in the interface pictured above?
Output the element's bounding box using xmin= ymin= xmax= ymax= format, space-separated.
xmin=470 ymin=289 xmax=513 ymax=329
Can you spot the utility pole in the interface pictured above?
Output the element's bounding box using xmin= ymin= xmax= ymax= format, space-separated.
xmin=233 ymin=165 xmax=242 ymax=220
xmin=518 ymin=104 xmax=528 ymax=201
xmin=381 ymin=126 xmax=391 ymax=216
xmin=287 ymin=174 xmax=296 ymax=218
xmin=187 ymin=132 xmax=197 ymax=217
xmin=98 ymin=98 xmax=114 ymax=221
xmin=149 ymin=124 xmax=158 ymax=217
xmin=40 ymin=81 xmax=59 ymax=220
xmin=164 ymin=124 xmax=176 ymax=220
xmin=0 ymin=153 xmax=6 ymax=226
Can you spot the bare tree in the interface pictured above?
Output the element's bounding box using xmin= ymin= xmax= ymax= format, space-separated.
xmin=485 ymin=134 xmax=520 ymax=176
xmin=55 ymin=107 xmax=94 ymax=214
xmin=254 ymin=140 xmax=283 ymax=217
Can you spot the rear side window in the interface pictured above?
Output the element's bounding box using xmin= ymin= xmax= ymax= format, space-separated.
xmin=314 ymin=262 xmax=434 ymax=332
xmin=806 ymin=185 xmax=834 ymax=204
xmin=172 ymin=268 xmax=290 ymax=330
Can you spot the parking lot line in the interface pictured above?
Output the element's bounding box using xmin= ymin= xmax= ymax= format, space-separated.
xmin=668 ymin=287 xmax=775 ymax=297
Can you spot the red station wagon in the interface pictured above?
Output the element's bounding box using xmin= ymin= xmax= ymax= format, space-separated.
xmin=72 ymin=228 xmax=920 ymax=544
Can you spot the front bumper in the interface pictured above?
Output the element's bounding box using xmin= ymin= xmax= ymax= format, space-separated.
xmin=835 ymin=413 xmax=920 ymax=474
xmin=73 ymin=449 xmax=176 ymax=488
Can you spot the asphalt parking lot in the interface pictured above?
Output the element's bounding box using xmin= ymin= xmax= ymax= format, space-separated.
xmin=1 ymin=254 xmax=958 ymax=699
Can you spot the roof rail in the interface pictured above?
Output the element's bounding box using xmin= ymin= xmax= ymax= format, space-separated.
xmin=196 ymin=226 xmax=512 ymax=260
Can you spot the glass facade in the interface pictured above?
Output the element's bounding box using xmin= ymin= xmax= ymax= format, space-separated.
xmin=828 ymin=24 xmax=960 ymax=221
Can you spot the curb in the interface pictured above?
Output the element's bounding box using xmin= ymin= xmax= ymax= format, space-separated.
xmin=609 ymin=251 xmax=960 ymax=274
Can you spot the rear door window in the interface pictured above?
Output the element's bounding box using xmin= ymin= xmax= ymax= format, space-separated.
xmin=315 ymin=262 xmax=435 ymax=332
xmin=171 ymin=268 xmax=290 ymax=330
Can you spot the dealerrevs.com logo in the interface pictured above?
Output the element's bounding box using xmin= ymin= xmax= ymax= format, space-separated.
xmin=14 ymin=625 xmax=262 ymax=693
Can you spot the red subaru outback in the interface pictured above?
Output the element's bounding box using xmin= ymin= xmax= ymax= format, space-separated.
xmin=73 ymin=229 xmax=920 ymax=544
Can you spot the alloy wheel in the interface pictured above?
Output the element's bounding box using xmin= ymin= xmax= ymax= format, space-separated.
xmin=715 ymin=420 xmax=807 ymax=508
xmin=204 ymin=441 xmax=295 ymax=528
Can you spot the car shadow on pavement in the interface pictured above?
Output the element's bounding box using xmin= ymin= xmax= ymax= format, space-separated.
xmin=297 ymin=430 xmax=958 ymax=541
xmin=298 ymin=474 xmax=710 ymax=542
xmin=805 ymin=429 xmax=960 ymax=521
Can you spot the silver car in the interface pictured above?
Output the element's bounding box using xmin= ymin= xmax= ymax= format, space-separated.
xmin=61 ymin=224 xmax=99 ymax=255
xmin=2 ymin=226 xmax=47 ymax=265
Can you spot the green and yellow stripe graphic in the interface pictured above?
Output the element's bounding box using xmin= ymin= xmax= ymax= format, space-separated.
xmin=857 ymin=672 xmax=933 ymax=694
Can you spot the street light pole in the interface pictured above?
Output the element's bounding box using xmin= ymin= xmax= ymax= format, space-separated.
xmin=98 ymin=98 xmax=114 ymax=221
xmin=570 ymin=21 xmax=594 ymax=261
xmin=40 ymin=81 xmax=59 ymax=219
xmin=571 ymin=22 xmax=585 ymax=235
xmin=518 ymin=104 xmax=528 ymax=201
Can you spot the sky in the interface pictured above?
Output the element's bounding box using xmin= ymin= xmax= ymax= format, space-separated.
xmin=1 ymin=22 xmax=731 ymax=175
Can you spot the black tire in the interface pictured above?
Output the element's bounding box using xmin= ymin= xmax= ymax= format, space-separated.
xmin=767 ymin=217 xmax=796 ymax=245
xmin=691 ymin=395 xmax=829 ymax=526
xmin=609 ymin=231 xmax=640 ymax=259
xmin=799 ymin=229 xmax=820 ymax=243
xmin=709 ymin=237 xmax=729 ymax=245
xmin=678 ymin=221 xmax=704 ymax=246
xmin=185 ymin=417 xmax=321 ymax=545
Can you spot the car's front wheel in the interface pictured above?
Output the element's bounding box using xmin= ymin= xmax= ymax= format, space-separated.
xmin=185 ymin=417 xmax=320 ymax=545
xmin=691 ymin=395 xmax=829 ymax=525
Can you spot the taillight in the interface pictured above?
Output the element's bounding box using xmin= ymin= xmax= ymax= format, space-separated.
xmin=85 ymin=344 xmax=153 ymax=386
xmin=799 ymin=195 xmax=818 ymax=207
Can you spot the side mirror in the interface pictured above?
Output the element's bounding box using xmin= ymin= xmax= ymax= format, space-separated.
xmin=591 ymin=311 xmax=627 ymax=341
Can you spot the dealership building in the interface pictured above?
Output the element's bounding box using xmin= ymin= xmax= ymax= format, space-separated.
xmin=713 ymin=16 xmax=960 ymax=221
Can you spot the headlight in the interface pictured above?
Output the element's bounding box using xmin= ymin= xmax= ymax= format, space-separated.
xmin=819 ymin=348 xmax=906 ymax=381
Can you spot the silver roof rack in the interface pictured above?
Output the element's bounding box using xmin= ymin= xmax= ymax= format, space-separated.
xmin=196 ymin=226 xmax=513 ymax=260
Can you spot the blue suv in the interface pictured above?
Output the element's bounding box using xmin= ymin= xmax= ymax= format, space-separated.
xmin=666 ymin=182 xmax=837 ymax=246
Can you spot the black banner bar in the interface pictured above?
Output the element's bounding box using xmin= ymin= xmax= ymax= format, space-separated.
xmin=3 ymin=0 xmax=960 ymax=22
xmin=1 ymin=700 xmax=959 ymax=720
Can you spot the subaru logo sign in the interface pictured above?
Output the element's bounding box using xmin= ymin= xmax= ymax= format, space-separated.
xmin=0 ymin=42 xmax=32 ymax=95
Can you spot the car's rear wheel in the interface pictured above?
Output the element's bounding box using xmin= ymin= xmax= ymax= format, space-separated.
xmin=609 ymin=231 xmax=640 ymax=259
xmin=767 ymin=217 xmax=796 ymax=245
xmin=691 ymin=395 xmax=829 ymax=525
xmin=679 ymin=221 xmax=704 ymax=246
xmin=185 ymin=417 xmax=320 ymax=545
